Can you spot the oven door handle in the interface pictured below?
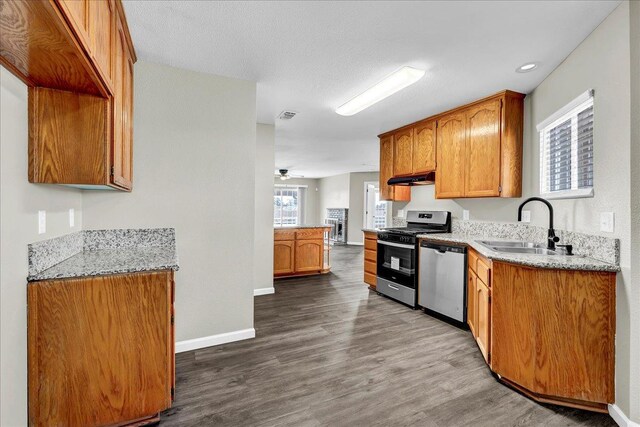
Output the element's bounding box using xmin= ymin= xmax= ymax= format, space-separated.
xmin=377 ymin=240 xmax=415 ymax=250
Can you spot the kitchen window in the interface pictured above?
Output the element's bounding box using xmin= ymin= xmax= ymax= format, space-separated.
xmin=274 ymin=185 xmax=306 ymax=226
xmin=537 ymin=89 xmax=594 ymax=199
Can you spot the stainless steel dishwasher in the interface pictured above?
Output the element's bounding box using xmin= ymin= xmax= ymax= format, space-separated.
xmin=418 ymin=241 xmax=467 ymax=327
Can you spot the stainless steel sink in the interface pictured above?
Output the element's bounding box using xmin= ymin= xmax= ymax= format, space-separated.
xmin=476 ymin=240 xmax=558 ymax=256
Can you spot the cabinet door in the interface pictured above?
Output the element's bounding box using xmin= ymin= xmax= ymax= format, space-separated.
xmin=476 ymin=278 xmax=491 ymax=364
xmin=28 ymin=271 xmax=173 ymax=426
xmin=111 ymin=18 xmax=133 ymax=190
xmin=57 ymin=0 xmax=89 ymax=44
xmin=88 ymin=0 xmax=115 ymax=87
xmin=467 ymin=270 xmax=477 ymax=337
xmin=413 ymin=120 xmax=436 ymax=174
xmin=295 ymin=239 xmax=323 ymax=272
xmin=465 ymin=99 xmax=502 ymax=197
xmin=393 ymin=128 xmax=413 ymax=176
xmin=435 ymin=112 xmax=466 ymax=198
xmin=274 ymin=241 xmax=295 ymax=275
xmin=379 ymin=135 xmax=394 ymax=200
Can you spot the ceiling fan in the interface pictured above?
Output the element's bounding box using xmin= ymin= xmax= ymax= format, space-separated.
xmin=275 ymin=169 xmax=304 ymax=181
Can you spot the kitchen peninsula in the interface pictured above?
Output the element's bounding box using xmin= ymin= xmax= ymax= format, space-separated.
xmin=274 ymin=225 xmax=331 ymax=277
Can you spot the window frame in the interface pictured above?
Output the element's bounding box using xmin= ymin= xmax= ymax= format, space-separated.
xmin=273 ymin=184 xmax=306 ymax=226
xmin=537 ymin=89 xmax=595 ymax=200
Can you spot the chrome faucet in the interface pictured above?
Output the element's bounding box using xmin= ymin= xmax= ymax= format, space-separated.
xmin=517 ymin=197 xmax=559 ymax=250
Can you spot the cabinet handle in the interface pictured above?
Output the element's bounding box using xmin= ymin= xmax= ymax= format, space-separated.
xmin=388 ymin=284 xmax=399 ymax=291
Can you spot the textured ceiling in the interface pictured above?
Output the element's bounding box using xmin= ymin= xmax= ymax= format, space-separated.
xmin=123 ymin=0 xmax=620 ymax=178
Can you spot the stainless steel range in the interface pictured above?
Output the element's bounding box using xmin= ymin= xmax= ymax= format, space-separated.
xmin=376 ymin=211 xmax=451 ymax=308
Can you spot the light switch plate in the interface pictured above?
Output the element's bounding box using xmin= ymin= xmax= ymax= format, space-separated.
xmin=600 ymin=212 xmax=615 ymax=233
xmin=398 ymin=209 xmax=405 ymax=218
xmin=69 ymin=208 xmax=75 ymax=228
xmin=38 ymin=210 xmax=46 ymax=234
xmin=521 ymin=210 xmax=531 ymax=223
xmin=463 ymin=210 xmax=470 ymax=221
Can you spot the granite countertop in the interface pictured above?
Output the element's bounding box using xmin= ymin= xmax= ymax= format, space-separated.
xmin=417 ymin=233 xmax=620 ymax=272
xmin=274 ymin=224 xmax=331 ymax=229
xmin=27 ymin=228 xmax=179 ymax=282
xmin=362 ymin=228 xmax=381 ymax=233
xmin=28 ymin=248 xmax=179 ymax=281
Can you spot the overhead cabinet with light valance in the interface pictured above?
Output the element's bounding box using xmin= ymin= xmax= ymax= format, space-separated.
xmin=378 ymin=90 xmax=525 ymax=200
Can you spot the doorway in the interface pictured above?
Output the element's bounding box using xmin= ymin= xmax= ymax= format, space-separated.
xmin=364 ymin=182 xmax=390 ymax=229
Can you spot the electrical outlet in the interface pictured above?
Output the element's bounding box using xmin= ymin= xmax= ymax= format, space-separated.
xmin=398 ymin=209 xmax=405 ymax=218
xmin=463 ymin=210 xmax=470 ymax=221
xmin=600 ymin=212 xmax=615 ymax=233
xmin=38 ymin=210 xmax=46 ymax=234
xmin=521 ymin=210 xmax=531 ymax=223
xmin=69 ymin=208 xmax=75 ymax=228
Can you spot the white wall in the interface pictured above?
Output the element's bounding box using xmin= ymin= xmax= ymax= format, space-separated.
xmin=273 ymin=177 xmax=321 ymax=225
xmin=0 ymin=69 xmax=84 ymax=426
xmin=317 ymin=173 xmax=350 ymax=222
xmin=255 ymin=124 xmax=275 ymax=292
xmin=393 ymin=2 xmax=638 ymax=420
xmin=347 ymin=172 xmax=379 ymax=244
xmin=82 ymin=61 xmax=257 ymax=342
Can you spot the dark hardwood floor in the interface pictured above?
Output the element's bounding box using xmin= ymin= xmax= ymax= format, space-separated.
xmin=161 ymin=245 xmax=616 ymax=426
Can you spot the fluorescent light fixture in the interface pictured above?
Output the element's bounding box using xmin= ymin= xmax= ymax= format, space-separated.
xmin=335 ymin=66 xmax=425 ymax=116
xmin=516 ymin=62 xmax=538 ymax=73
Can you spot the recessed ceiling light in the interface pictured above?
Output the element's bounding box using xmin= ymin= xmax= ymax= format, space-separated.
xmin=516 ymin=62 xmax=538 ymax=73
xmin=336 ymin=66 xmax=426 ymax=116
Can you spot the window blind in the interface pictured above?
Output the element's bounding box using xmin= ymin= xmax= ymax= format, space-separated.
xmin=538 ymin=90 xmax=594 ymax=199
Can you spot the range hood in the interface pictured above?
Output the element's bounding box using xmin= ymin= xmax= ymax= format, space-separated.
xmin=387 ymin=172 xmax=435 ymax=186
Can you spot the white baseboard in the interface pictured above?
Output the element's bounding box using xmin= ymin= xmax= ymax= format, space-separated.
xmin=347 ymin=241 xmax=364 ymax=246
xmin=254 ymin=287 xmax=275 ymax=296
xmin=175 ymin=328 xmax=255 ymax=353
xmin=609 ymin=404 xmax=640 ymax=427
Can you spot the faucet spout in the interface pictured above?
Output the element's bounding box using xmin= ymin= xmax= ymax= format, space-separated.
xmin=517 ymin=197 xmax=559 ymax=250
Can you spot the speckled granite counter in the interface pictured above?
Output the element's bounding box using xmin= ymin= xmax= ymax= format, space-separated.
xmin=27 ymin=228 xmax=179 ymax=281
xmin=417 ymin=233 xmax=619 ymax=272
xmin=274 ymin=224 xmax=331 ymax=229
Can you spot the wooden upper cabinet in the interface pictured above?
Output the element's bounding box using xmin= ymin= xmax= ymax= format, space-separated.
xmin=379 ymin=135 xmax=411 ymax=202
xmin=465 ymin=99 xmax=502 ymax=197
xmin=393 ymin=128 xmax=413 ymax=176
xmin=412 ymin=120 xmax=436 ymax=174
xmin=435 ymin=112 xmax=466 ymax=198
xmin=4 ymin=0 xmax=136 ymax=191
xmin=88 ymin=0 xmax=116 ymax=88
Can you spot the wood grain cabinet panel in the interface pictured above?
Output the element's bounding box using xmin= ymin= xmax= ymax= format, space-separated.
xmin=491 ymin=262 xmax=616 ymax=410
xmin=87 ymin=0 xmax=115 ymax=88
xmin=363 ymin=232 xmax=378 ymax=288
xmin=28 ymin=271 xmax=174 ymax=427
xmin=412 ymin=120 xmax=436 ymax=174
xmin=465 ymin=99 xmax=501 ymax=197
xmin=295 ymin=239 xmax=324 ymax=272
xmin=379 ymin=135 xmax=411 ymax=202
xmin=57 ymin=0 xmax=89 ymax=47
xmin=393 ymin=128 xmax=413 ymax=176
xmin=274 ymin=240 xmax=295 ymax=275
xmin=476 ymin=278 xmax=491 ymax=364
xmin=435 ymin=112 xmax=467 ymax=198
xmin=467 ymin=270 xmax=477 ymax=337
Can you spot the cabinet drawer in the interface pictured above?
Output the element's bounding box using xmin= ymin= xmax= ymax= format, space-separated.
xmin=477 ymin=259 xmax=491 ymax=286
xmin=364 ymin=260 xmax=377 ymax=275
xmin=364 ymin=272 xmax=377 ymax=287
xmin=364 ymin=249 xmax=376 ymax=262
xmin=365 ymin=238 xmax=377 ymax=251
xmin=296 ymin=228 xmax=324 ymax=240
xmin=468 ymin=250 xmax=479 ymax=273
xmin=274 ymin=230 xmax=296 ymax=241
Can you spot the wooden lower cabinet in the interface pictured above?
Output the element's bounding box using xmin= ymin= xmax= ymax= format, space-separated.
xmin=28 ymin=270 xmax=175 ymax=427
xmin=464 ymin=247 xmax=615 ymax=412
xmin=295 ymin=239 xmax=324 ymax=272
xmin=274 ymin=240 xmax=295 ymax=275
xmin=274 ymin=227 xmax=330 ymax=278
xmin=363 ymin=231 xmax=377 ymax=288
